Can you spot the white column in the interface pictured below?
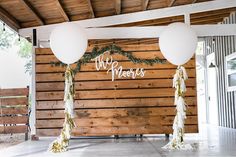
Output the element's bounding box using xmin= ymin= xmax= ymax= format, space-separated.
xmin=184 ymin=13 xmax=190 ymax=25
xmin=29 ymin=30 xmax=37 ymax=136
xmin=29 ymin=47 xmax=36 ymax=135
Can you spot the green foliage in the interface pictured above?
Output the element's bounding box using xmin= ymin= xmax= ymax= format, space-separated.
xmin=16 ymin=37 xmax=32 ymax=58
xmin=18 ymin=38 xmax=33 ymax=75
xmin=24 ymin=60 xmax=32 ymax=75
xmin=51 ymin=44 xmax=166 ymax=74
xmin=0 ymin=24 xmax=15 ymax=49
xmin=0 ymin=22 xmax=32 ymax=74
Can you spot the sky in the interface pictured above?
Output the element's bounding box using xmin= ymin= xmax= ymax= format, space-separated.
xmin=0 ymin=46 xmax=30 ymax=89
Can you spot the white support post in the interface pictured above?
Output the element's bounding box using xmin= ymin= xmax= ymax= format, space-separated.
xmin=184 ymin=13 xmax=190 ymax=25
xmin=30 ymin=47 xmax=36 ymax=136
xmin=29 ymin=29 xmax=37 ymax=138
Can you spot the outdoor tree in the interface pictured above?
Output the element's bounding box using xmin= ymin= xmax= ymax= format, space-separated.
xmin=0 ymin=24 xmax=14 ymax=48
xmin=0 ymin=22 xmax=32 ymax=74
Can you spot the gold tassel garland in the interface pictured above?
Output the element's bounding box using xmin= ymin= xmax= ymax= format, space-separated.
xmin=49 ymin=65 xmax=76 ymax=153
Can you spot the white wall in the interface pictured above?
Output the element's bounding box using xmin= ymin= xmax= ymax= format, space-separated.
xmin=204 ymin=12 xmax=236 ymax=129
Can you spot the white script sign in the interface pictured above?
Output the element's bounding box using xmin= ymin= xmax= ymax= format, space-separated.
xmin=95 ymin=52 xmax=146 ymax=81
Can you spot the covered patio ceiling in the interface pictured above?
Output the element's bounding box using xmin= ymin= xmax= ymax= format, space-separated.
xmin=0 ymin=0 xmax=235 ymax=32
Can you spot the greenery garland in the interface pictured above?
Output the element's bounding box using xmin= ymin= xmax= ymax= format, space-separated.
xmin=51 ymin=44 xmax=166 ymax=74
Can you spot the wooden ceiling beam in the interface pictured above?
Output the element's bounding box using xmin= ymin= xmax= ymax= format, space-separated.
xmin=20 ymin=0 xmax=44 ymax=25
xmin=0 ymin=6 xmax=20 ymax=31
xmin=168 ymin=0 xmax=177 ymax=7
xmin=191 ymin=9 xmax=235 ymax=19
xmin=115 ymin=0 xmax=121 ymax=14
xmin=191 ymin=14 xmax=230 ymax=24
xmin=142 ymin=0 xmax=149 ymax=11
xmin=110 ymin=16 xmax=184 ymax=27
xmin=109 ymin=10 xmax=233 ymax=27
xmin=19 ymin=0 xmax=236 ymax=33
xmin=87 ymin=0 xmax=95 ymax=18
xmin=192 ymin=19 xmax=224 ymax=25
xmin=55 ymin=0 xmax=70 ymax=22
xmin=73 ymin=0 xmax=236 ymax=28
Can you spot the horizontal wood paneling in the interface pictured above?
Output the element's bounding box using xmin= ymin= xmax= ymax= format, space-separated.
xmin=36 ymin=88 xmax=196 ymax=100
xmin=35 ymin=44 xmax=160 ymax=55
xmin=36 ymin=107 xmax=197 ymax=119
xmin=35 ymin=43 xmax=197 ymax=136
xmin=36 ymin=125 xmax=198 ymax=136
xmin=0 ymin=116 xmax=28 ymax=124
xmin=0 ymin=88 xmax=29 ymax=134
xmin=36 ymin=97 xmax=197 ymax=109
xmin=36 ymin=69 xmax=196 ymax=82
xmin=36 ymin=59 xmax=195 ymax=73
xmin=1 ymin=107 xmax=28 ymax=115
xmin=36 ymin=51 xmax=165 ymax=63
xmin=36 ymin=78 xmax=196 ymax=91
xmin=0 ymin=97 xmax=28 ymax=106
xmin=71 ymin=125 xmax=198 ymax=136
xmin=0 ymin=88 xmax=29 ymax=97
xmin=36 ymin=116 xmax=198 ymax=128
xmin=0 ymin=125 xmax=28 ymax=134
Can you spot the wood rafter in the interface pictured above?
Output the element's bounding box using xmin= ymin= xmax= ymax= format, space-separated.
xmin=19 ymin=0 xmax=236 ymax=34
xmin=168 ymin=0 xmax=176 ymax=7
xmin=55 ymin=0 xmax=69 ymax=22
xmin=142 ymin=0 xmax=149 ymax=11
xmin=20 ymin=0 xmax=44 ymax=25
xmin=87 ymin=0 xmax=95 ymax=18
xmin=192 ymin=0 xmax=198 ymax=3
xmin=0 ymin=6 xmax=20 ymax=31
xmin=115 ymin=0 xmax=121 ymax=14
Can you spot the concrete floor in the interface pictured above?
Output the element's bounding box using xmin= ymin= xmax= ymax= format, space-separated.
xmin=0 ymin=125 xmax=236 ymax=157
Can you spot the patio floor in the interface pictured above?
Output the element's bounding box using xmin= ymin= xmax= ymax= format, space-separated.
xmin=0 ymin=125 xmax=236 ymax=157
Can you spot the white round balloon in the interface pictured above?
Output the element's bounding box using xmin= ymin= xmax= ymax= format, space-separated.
xmin=159 ymin=22 xmax=197 ymax=65
xmin=50 ymin=22 xmax=88 ymax=64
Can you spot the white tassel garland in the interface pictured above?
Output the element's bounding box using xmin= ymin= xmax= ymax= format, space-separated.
xmin=162 ymin=66 xmax=193 ymax=150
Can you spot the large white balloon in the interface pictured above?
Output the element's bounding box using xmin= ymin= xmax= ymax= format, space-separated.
xmin=50 ymin=23 xmax=88 ymax=64
xmin=159 ymin=22 xmax=197 ymax=65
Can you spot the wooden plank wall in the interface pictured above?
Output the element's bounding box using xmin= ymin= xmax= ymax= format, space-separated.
xmin=35 ymin=41 xmax=198 ymax=136
xmin=0 ymin=88 xmax=29 ymax=135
